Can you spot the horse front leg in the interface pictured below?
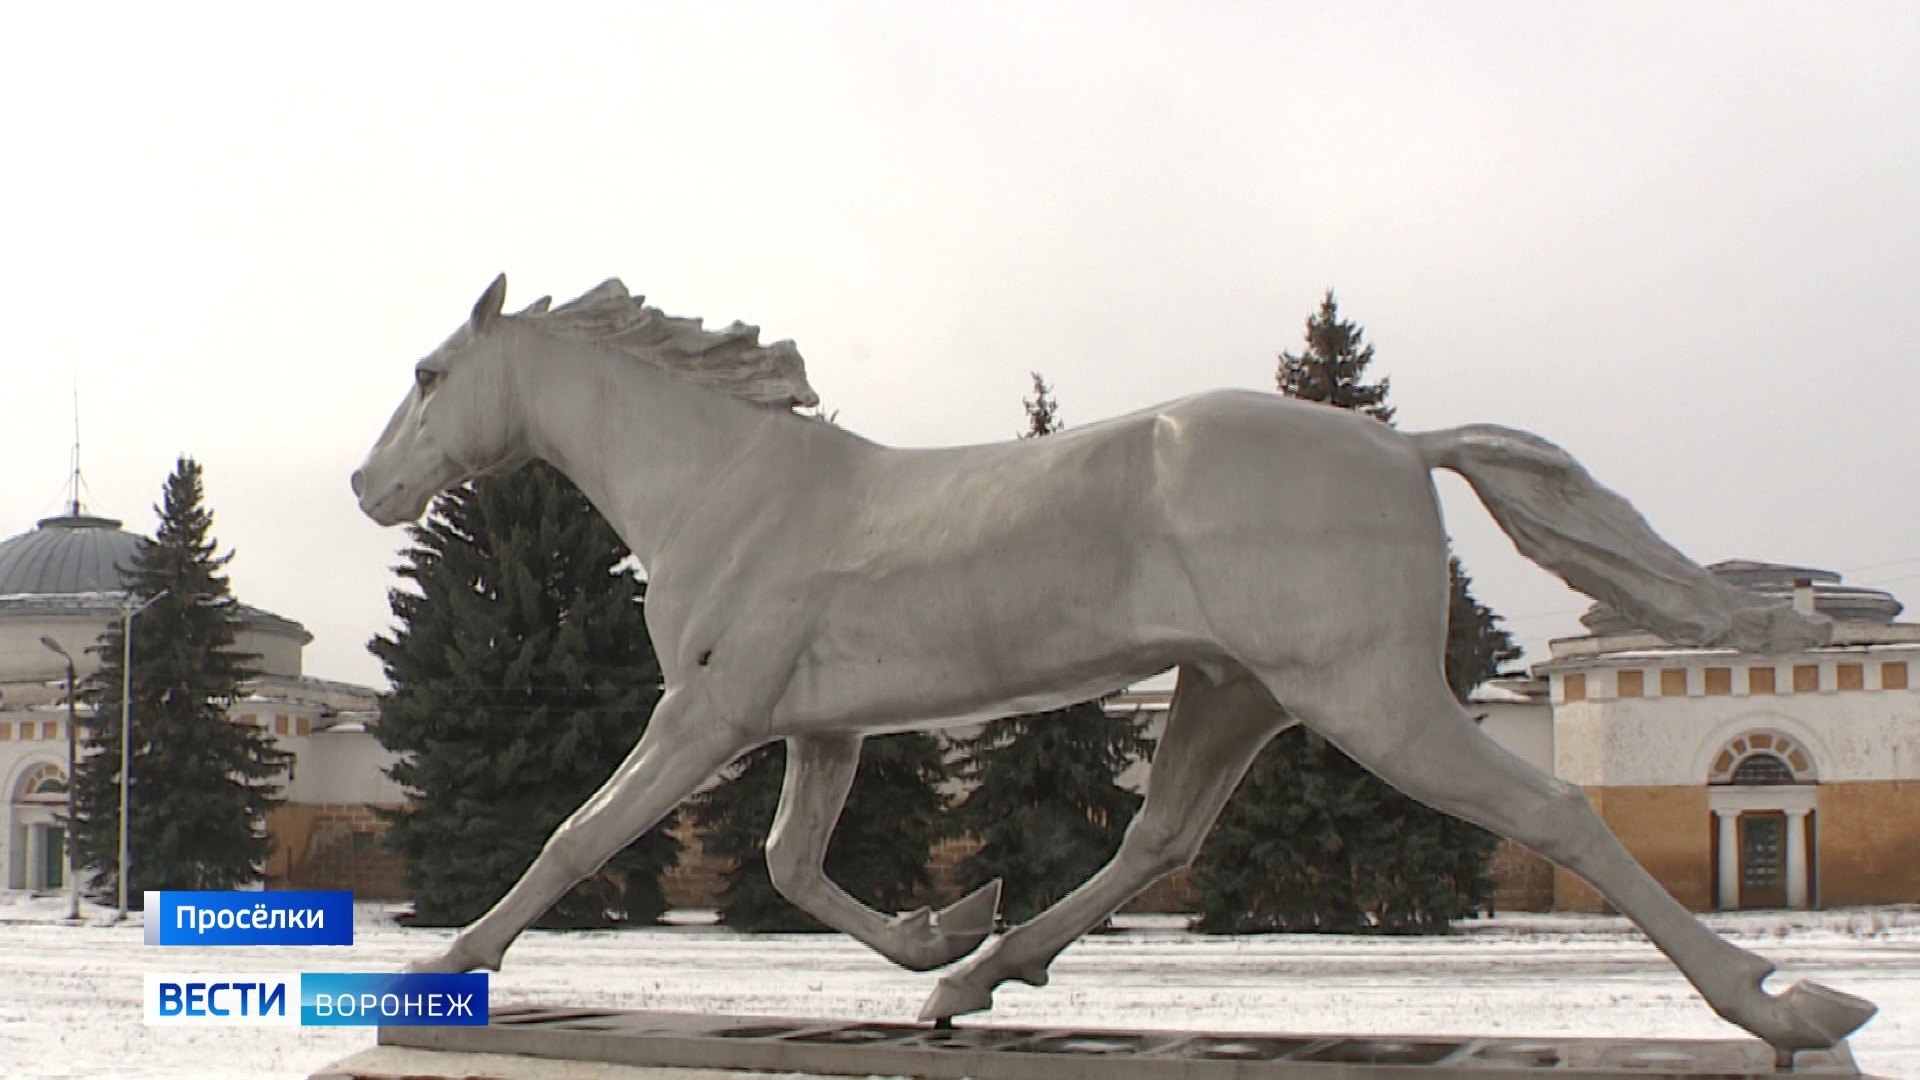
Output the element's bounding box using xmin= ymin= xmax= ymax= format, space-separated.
xmin=921 ymin=664 xmax=1287 ymax=1021
xmin=408 ymin=689 xmax=747 ymax=974
xmin=766 ymin=734 xmax=1001 ymax=970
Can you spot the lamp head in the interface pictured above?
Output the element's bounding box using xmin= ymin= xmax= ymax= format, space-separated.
xmin=39 ymin=636 xmax=73 ymax=666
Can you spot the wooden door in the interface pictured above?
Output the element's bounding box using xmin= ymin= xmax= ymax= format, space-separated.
xmin=1739 ymin=812 xmax=1787 ymax=908
xmin=40 ymin=825 xmax=65 ymax=890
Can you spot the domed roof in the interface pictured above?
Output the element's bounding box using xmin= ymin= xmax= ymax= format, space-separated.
xmin=0 ymin=512 xmax=144 ymax=596
xmin=0 ymin=508 xmax=314 ymax=664
xmin=1580 ymin=558 xmax=1903 ymax=635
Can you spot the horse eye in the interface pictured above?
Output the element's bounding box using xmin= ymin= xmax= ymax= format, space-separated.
xmin=416 ymin=368 xmax=440 ymax=391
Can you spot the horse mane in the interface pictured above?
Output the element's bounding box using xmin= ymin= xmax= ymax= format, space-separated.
xmin=517 ymin=279 xmax=820 ymax=409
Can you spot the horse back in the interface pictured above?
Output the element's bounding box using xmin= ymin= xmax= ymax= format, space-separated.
xmin=765 ymin=390 xmax=1447 ymax=730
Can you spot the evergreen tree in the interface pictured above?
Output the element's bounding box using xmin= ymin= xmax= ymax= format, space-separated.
xmin=1190 ymin=292 xmax=1520 ymax=934
xmin=1446 ymin=554 xmax=1524 ymax=703
xmin=74 ymin=457 xmax=288 ymax=902
xmin=690 ymin=734 xmax=952 ymax=931
xmin=370 ymin=461 xmax=679 ymax=928
xmin=946 ymin=373 xmax=1155 ymax=923
xmin=1019 ymin=370 xmax=1062 ymax=437
xmin=1275 ymin=292 xmax=1395 ymax=423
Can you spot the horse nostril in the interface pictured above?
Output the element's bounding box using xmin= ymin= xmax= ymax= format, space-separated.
xmin=350 ymin=470 xmax=366 ymax=498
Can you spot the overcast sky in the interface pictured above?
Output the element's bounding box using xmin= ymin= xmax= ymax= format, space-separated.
xmin=3 ymin=3 xmax=1915 ymax=691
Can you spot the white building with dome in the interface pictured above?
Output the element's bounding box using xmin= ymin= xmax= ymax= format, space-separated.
xmin=0 ymin=505 xmax=408 ymax=898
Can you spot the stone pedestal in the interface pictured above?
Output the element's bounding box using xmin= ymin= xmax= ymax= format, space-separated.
xmin=316 ymin=1006 xmax=1873 ymax=1078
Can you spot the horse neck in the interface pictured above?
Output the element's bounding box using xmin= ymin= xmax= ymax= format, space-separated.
xmin=506 ymin=328 xmax=784 ymax=562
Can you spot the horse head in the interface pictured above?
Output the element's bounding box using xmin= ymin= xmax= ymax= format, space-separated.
xmin=353 ymin=274 xmax=544 ymax=525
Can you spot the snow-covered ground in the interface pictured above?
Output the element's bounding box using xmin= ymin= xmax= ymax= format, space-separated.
xmin=1 ymin=895 xmax=1914 ymax=1079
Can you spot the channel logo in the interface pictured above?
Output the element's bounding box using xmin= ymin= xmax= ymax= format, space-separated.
xmin=144 ymin=890 xmax=353 ymax=946
xmin=145 ymin=973 xmax=301 ymax=1026
xmin=144 ymin=972 xmax=487 ymax=1026
xmin=301 ymin=973 xmax=487 ymax=1026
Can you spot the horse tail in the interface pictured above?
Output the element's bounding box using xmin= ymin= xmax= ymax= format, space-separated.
xmin=1411 ymin=424 xmax=1830 ymax=653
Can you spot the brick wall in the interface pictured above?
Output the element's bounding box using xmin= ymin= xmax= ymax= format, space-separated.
xmin=268 ymin=806 xmax=1553 ymax=918
xmin=653 ymin=825 xmax=1205 ymax=914
xmin=1123 ymin=868 xmax=1198 ymax=913
xmin=1488 ymin=838 xmax=1555 ymax=912
xmin=266 ymin=803 xmax=409 ymax=900
xmin=918 ymin=836 xmax=981 ymax=905
xmin=659 ymin=814 xmax=734 ymax=910
xmin=611 ymin=780 xmax=1920 ymax=917
xmin=657 ymin=829 xmax=1000 ymax=910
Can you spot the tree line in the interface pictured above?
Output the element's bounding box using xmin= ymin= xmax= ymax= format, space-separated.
xmin=68 ymin=294 xmax=1518 ymax=936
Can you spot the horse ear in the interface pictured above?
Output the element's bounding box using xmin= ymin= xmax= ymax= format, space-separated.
xmin=516 ymin=296 xmax=551 ymax=316
xmin=471 ymin=274 xmax=508 ymax=334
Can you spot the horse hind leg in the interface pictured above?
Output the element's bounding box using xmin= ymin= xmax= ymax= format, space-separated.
xmin=920 ymin=662 xmax=1290 ymax=1022
xmin=765 ymin=735 xmax=1001 ymax=970
xmin=1258 ymin=662 xmax=1875 ymax=1053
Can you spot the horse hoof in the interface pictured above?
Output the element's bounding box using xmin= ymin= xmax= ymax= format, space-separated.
xmin=1772 ymin=981 xmax=1877 ymax=1049
xmin=939 ymin=878 xmax=1002 ymax=938
xmin=895 ymin=906 xmax=935 ymax=936
xmin=404 ymin=951 xmax=462 ymax=974
xmin=404 ymin=938 xmax=499 ymax=975
xmin=888 ymin=881 xmax=1003 ymax=970
xmin=918 ymin=976 xmax=994 ymax=1024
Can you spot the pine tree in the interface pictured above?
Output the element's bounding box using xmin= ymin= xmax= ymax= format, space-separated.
xmin=370 ymin=461 xmax=679 ymax=928
xmin=946 ymin=373 xmax=1155 ymax=923
xmin=690 ymin=734 xmax=952 ymax=931
xmin=74 ymin=457 xmax=289 ymax=902
xmin=1190 ymin=292 xmax=1519 ymax=934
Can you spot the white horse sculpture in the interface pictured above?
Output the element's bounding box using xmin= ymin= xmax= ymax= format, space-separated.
xmin=354 ymin=275 xmax=1875 ymax=1052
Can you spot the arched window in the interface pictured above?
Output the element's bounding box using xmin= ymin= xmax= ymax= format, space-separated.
xmin=12 ymin=762 xmax=68 ymax=803
xmin=1708 ymin=731 xmax=1815 ymax=785
xmin=1730 ymin=753 xmax=1795 ymax=786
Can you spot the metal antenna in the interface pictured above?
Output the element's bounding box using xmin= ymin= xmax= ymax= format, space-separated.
xmin=66 ymin=382 xmax=88 ymax=516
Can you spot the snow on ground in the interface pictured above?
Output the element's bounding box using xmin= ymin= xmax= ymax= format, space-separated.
xmin=0 ymin=895 xmax=1915 ymax=1079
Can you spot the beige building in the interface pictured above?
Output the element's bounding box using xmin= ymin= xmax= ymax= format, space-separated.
xmin=1490 ymin=561 xmax=1920 ymax=912
xmin=1076 ymin=560 xmax=1920 ymax=917
xmin=0 ymin=506 xmax=407 ymax=898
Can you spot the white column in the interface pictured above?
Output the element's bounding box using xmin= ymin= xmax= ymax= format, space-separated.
xmin=25 ymin=825 xmax=45 ymax=891
xmin=1716 ymin=809 xmax=1741 ymax=910
xmin=1785 ymin=808 xmax=1811 ymax=909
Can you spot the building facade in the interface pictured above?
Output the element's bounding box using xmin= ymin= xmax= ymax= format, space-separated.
xmin=0 ymin=508 xmax=407 ymax=898
xmin=1505 ymin=561 xmax=1920 ymax=912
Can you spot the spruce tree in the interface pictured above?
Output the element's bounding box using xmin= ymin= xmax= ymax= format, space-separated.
xmin=370 ymin=461 xmax=679 ymax=928
xmin=1446 ymin=554 xmax=1524 ymax=703
xmin=1191 ymin=292 xmax=1520 ymax=933
xmin=74 ymin=457 xmax=288 ymax=902
xmin=1274 ymin=293 xmax=1396 ymax=423
xmin=689 ymin=734 xmax=952 ymax=931
xmin=946 ymin=373 xmax=1155 ymax=923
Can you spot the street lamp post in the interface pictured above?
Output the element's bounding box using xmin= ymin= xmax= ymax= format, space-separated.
xmin=38 ymin=636 xmax=80 ymax=923
xmin=116 ymin=590 xmax=166 ymax=924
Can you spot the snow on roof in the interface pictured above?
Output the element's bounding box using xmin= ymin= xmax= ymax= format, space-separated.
xmin=1467 ymin=683 xmax=1536 ymax=704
